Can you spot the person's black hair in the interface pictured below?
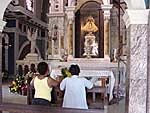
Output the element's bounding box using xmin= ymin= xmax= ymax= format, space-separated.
xmin=30 ymin=63 xmax=36 ymax=73
xmin=18 ymin=65 xmax=23 ymax=76
xmin=24 ymin=65 xmax=29 ymax=75
xmin=37 ymin=62 xmax=48 ymax=75
xmin=69 ymin=64 xmax=80 ymax=75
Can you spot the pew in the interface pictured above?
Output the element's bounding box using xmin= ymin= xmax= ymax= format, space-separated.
xmin=0 ymin=103 xmax=102 ymax=113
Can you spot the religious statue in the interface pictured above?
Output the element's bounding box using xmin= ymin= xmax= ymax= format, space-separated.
xmin=91 ymin=42 xmax=98 ymax=55
xmin=113 ymin=48 xmax=118 ymax=62
xmin=27 ymin=29 xmax=37 ymax=54
xmin=82 ymin=16 xmax=98 ymax=35
xmin=82 ymin=16 xmax=98 ymax=58
xmin=26 ymin=0 xmax=33 ymax=11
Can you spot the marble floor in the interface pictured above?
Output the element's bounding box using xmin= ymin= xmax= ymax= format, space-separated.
xmin=2 ymin=84 xmax=125 ymax=113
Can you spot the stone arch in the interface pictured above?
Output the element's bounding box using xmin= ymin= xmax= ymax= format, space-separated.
xmin=17 ymin=41 xmax=42 ymax=60
xmin=76 ymin=0 xmax=103 ymax=11
xmin=75 ymin=1 xmax=104 ymax=58
xmin=0 ymin=0 xmax=13 ymax=19
xmin=0 ymin=0 xmax=13 ymax=31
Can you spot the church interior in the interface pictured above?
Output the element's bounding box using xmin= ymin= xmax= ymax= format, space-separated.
xmin=0 ymin=0 xmax=150 ymax=113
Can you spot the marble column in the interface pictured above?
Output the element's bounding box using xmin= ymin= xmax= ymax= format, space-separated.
xmin=104 ymin=18 xmax=109 ymax=59
xmin=102 ymin=5 xmax=112 ymax=60
xmin=123 ymin=9 xmax=149 ymax=113
xmin=65 ymin=6 xmax=75 ymax=59
xmin=68 ymin=23 xmax=73 ymax=55
xmin=147 ymin=11 xmax=150 ymax=113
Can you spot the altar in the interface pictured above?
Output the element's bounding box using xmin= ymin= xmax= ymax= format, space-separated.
xmin=79 ymin=70 xmax=115 ymax=102
xmin=50 ymin=69 xmax=115 ymax=102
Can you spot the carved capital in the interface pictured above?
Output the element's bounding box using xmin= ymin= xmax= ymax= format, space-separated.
xmin=101 ymin=4 xmax=113 ymax=20
xmin=65 ymin=6 xmax=76 ymax=24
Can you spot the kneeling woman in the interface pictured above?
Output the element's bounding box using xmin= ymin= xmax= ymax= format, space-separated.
xmin=31 ymin=62 xmax=59 ymax=105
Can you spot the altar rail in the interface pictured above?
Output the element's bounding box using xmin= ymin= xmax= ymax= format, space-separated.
xmin=0 ymin=103 xmax=101 ymax=113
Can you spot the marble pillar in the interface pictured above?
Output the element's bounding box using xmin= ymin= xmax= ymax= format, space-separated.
xmin=104 ymin=19 xmax=109 ymax=59
xmin=68 ymin=23 xmax=73 ymax=55
xmin=101 ymin=4 xmax=112 ymax=60
xmin=147 ymin=13 xmax=150 ymax=113
xmin=123 ymin=9 xmax=149 ymax=113
xmin=65 ymin=6 xmax=75 ymax=58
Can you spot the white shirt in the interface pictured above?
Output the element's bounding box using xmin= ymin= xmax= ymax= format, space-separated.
xmin=60 ymin=75 xmax=93 ymax=109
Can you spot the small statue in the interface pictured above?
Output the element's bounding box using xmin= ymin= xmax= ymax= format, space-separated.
xmin=27 ymin=29 xmax=37 ymax=53
xmin=113 ymin=49 xmax=118 ymax=62
xmin=91 ymin=42 xmax=98 ymax=55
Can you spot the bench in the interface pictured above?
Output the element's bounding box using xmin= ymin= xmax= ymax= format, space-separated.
xmin=0 ymin=103 xmax=101 ymax=113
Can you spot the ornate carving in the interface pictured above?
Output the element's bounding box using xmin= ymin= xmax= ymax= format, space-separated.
xmin=52 ymin=25 xmax=58 ymax=41
xmin=11 ymin=0 xmax=19 ymax=5
xmin=27 ymin=29 xmax=37 ymax=53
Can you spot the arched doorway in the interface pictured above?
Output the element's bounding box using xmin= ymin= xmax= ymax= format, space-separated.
xmin=75 ymin=1 xmax=104 ymax=58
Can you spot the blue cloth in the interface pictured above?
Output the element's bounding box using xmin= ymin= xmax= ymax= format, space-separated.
xmin=32 ymin=98 xmax=51 ymax=105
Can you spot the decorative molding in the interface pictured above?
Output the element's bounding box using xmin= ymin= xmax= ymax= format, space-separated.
xmin=49 ymin=0 xmax=64 ymax=14
xmin=76 ymin=0 xmax=102 ymax=11
xmin=65 ymin=6 xmax=76 ymax=24
xmin=123 ymin=9 xmax=149 ymax=28
xmin=101 ymin=4 xmax=113 ymax=20
xmin=47 ymin=13 xmax=65 ymax=17
xmin=101 ymin=4 xmax=113 ymax=10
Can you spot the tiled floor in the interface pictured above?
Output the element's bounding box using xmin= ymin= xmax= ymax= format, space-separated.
xmin=2 ymin=84 xmax=125 ymax=113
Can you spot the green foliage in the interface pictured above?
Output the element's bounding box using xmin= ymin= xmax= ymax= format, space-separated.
xmin=61 ymin=68 xmax=72 ymax=78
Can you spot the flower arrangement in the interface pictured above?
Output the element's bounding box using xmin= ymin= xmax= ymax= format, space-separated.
xmin=9 ymin=71 xmax=34 ymax=95
xmin=9 ymin=75 xmax=25 ymax=94
xmin=24 ymin=71 xmax=34 ymax=82
xmin=61 ymin=67 xmax=72 ymax=78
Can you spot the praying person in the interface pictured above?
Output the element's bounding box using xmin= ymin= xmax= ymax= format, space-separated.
xmin=30 ymin=62 xmax=59 ymax=105
xmin=60 ymin=64 xmax=93 ymax=109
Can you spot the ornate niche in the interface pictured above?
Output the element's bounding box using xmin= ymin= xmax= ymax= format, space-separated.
xmin=75 ymin=1 xmax=104 ymax=58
